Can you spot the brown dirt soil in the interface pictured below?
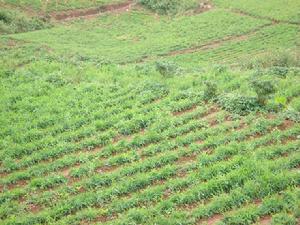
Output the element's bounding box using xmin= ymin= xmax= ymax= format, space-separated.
xmin=194 ymin=2 xmax=213 ymax=14
xmin=177 ymin=155 xmax=196 ymax=165
xmin=173 ymin=105 xmax=197 ymax=116
xmin=259 ymin=215 xmax=272 ymax=225
xmin=277 ymin=120 xmax=294 ymax=131
xmin=7 ymin=180 xmax=28 ymax=190
xmin=198 ymin=214 xmax=223 ymax=225
xmin=28 ymin=203 xmax=42 ymax=214
xmin=97 ymin=165 xmax=119 ymax=173
xmin=51 ymin=0 xmax=134 ymax=21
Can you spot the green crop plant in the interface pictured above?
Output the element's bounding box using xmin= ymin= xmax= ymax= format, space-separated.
xmin=0 ymin=0 xmax=299 ymax=224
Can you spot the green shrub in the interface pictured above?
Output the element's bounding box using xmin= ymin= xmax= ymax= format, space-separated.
xmin=250 ymin=78 xmax=276 ymax=105
xmin=269 ymin=66 xmax=289 ymax=78
xmin=0 ymin=10 xmax=12 ymax=23
xmin=138 ymin=0 xmax=199 ymax=15
xmin=281 ymin=108 xmax=300 ymax=122
xmin=217 ymin=93 xmax=261 ymax=115
xmin=0 ymin=9 xmax=50 ymax=34
xmin=242 ymin=50 xmax=300 ymax=69
xmin=203 ymin=81 xmax=218 ymax=101
xmin=155 ymin=61 xmax=181 ymax=77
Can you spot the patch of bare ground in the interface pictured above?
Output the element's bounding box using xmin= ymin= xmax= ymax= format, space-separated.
xmin=277 ymin=120 xmax=295 ymax=131
xmin=172 ymin=105 xmax=197 ymax=116
xmin=201 ymin=106 xmax=220 ymax=119
xmin=197 ymin=214 xmax=223 ymax=225
xmin=259 ymin=215 xmax=272 ymax=225
xmin=281 ymin=136 xmax=298 ymax=144
xmin=7 ymin=180 xmax=28 ymax=190
xmin=96 ymin=164 xmax=119 ymax=173
xmin=51 ymin=0 xmax=134 ymax=21
xmin=177 ymin=155 xmax=197 ymax=165
xmin=194 ymin=2 xmax=213 ymax=14
xmin=27 ymin=203 xmax=42 ymax=214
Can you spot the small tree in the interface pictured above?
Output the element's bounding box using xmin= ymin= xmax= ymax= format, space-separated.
xmin=250 ymin=78 xmax=276 ymax=105
xmin=203 ymin=81 xmax=217 ymax=101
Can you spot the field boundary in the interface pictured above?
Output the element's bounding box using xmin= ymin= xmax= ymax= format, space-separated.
xmin=51 ymin=0 xmax=134 ymax=21
xmin=229 ymin=9 xmax=300 ymax=26
xmin=123 ymin=22 xmax=275 ymax=64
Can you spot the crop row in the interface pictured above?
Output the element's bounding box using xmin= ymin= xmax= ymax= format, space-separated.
xmin=56 ymin=136 xmax=300 ymax=224
xmin=1 ymin=117 xmax=296 ymax=222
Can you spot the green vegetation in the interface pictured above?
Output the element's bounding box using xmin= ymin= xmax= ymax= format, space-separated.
xmin=0 ymin=8 xmax=49 ymax=34
xmin=0 ymin=0 xmax=299 ymax=224
xmin=138 ymin=0 xmax=200 ymax=14
xmin=1 ymin=0 xmax=125 ymax=12
xmin=213 ymin=0 xmax=300 ymax=23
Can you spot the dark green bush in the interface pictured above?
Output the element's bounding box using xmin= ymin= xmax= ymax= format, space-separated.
xmin=268 ymin=66 xmax=289 ymax=78
xmin=0 ymin=9 xmax=50 ymax=34
xmin=250 ymin=78 xmax=276 ymax=105
xmin=217 ymin=93 xmax=261 ymax=115
xmin=0 ymin=10 xmax=12 ymax=23
xmin=155 ymin=61 xmax=181 ymax=77
xmin=138 ymin=0 xmax=199 ymax=15
xmin=203 ymin=81 xmax=218 ymax=101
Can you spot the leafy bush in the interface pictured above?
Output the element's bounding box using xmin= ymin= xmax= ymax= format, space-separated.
xmin=203 ymin=81 xmax=218 ymax=101
xmin=0 ymin=9 xmax=50 ymax=34
xmin=217 ymin=93 xmax=261 ymax=115
xmin=155 ymin=61 xmax=182 ymax=77
xmin=138 ymin=0 xmax=199 ymax=15
xmin=250 ymin=78 xmax=276 ymax=105
xmin=242 ymin=50 xmax=300 ymax=69
xmin=0 ymin=10 xmax=12 ymax=23
xmin=281 ymin=108 xmax=300 ymax=122
xmin=268 ymin=66 xmax=289 ymax=78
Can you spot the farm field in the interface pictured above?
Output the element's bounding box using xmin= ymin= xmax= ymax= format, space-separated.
xmin=1 ymin=0 xmax=300 ymax=225
xmin=0 ymin=0 xmax=126 ymax=12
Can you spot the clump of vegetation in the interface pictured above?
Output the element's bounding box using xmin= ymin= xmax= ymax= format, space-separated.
xmin=250 ymin=78 xmax=276 ymax=105
xmin=155 ymin=61 xmax=182 ymax=77
xmin=217 ymin=93 xmax=260 ymax=115
xmin=203 ymin=81 xmax=218 ymax=101
xmin=271 ymin=213 xmax=297 ymax=225
xmin=242 ymin=50 xmax=300 ymax=70
xmin=281 ymin=108 xmax=300 ymax=122
xmin=0 ymin=9 xmax=50 ymax=34
xmin=138 ymin=0 xmax=200 ymax=14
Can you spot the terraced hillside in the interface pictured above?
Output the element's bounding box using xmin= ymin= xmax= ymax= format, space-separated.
xmin=0 ymin=0 xmax=300 ymax=224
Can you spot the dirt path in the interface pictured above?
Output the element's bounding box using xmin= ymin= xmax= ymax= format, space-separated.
xmin=51 ymin=0 xmax=134 ymax=21
xmin=229 ymin=9 xmax=300 ymax=26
